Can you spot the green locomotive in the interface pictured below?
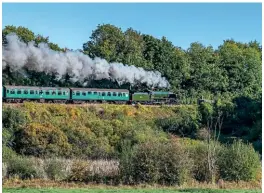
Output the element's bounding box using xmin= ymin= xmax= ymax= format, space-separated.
xmin=2 ymin=85 xmax=178 ymax=105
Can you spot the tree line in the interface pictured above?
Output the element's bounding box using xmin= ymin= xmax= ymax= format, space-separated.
xmin=2 ymin=24 xmax=262 ymax=102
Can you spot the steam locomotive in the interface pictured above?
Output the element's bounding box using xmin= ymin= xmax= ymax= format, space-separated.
xmin=2 ymin=85 xmax=178 ymax=105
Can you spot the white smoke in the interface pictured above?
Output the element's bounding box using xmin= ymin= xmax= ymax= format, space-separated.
xmin=2 ymin=33 xmax=170 ymax=88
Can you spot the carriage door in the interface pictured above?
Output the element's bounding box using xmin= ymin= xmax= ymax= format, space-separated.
xmin=39 ymin=90 xmax=44 ymax=102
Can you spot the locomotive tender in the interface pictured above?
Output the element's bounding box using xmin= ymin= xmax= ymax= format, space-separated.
xmin=2 ymin=85 xmax=178 ymax=105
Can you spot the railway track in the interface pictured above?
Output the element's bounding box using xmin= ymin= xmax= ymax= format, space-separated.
xmin=2 ymin=102 xmax=185 ymax=108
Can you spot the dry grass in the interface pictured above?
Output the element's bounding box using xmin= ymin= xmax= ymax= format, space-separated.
xmin=3 ymin=178 xmax=261 ymax=190
xmin=3 ymin=157 xmax=119 ymax=180
xmin=88 ymin=159 xmax=119 ymax=177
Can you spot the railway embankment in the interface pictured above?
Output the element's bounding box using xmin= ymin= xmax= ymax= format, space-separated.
xmin=2 ymin=102 xmax=261 ymax=188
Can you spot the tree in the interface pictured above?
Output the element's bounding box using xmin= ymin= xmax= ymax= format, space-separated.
xmin=3 ymin=25 xmax=35 ymax=45
xmin=121 ymin=28 xmax=149 ymax=69
xmin=218 ymin=41 xmax=261 ymax=97
xmin=186 ymin=43 xmax=225 ymax=97
xmin=83 ymin=24 xmax=124 ymax=62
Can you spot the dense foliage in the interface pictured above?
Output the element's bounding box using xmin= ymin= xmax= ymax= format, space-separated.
xmin=3 ymin=103 xmax=172 ymax=158
xmin=2 ymin=24 xmax=262 ymax=101
xmin=2 ymin=103 xmax=261 ymax=185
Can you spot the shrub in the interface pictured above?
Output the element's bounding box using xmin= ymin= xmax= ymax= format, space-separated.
xmin=2 ymin=107 xmax=26 ymax=129
xmin=44 ymin=158 xmax=68 ymax=180
xmin=120 ymin=139 xmax=193 ymax=185
xmin=67 ymin=160 xmax=90 ymax=182
xmin=118 ymin=140 xmax=136 ymax=184
xmin=155 ymin=107 xmax=200 ymax=137
xmin=14 ymin=123 xmax=71 ymax=157
xmin=158 ymin=139 xmax=193 ymax=185
xmin=62 ymin=126 xmax=95 ymax=158
xmin=187 ymin=140 xmax=222 ymax=182
xmin=6 ymin=155 xmax=39 ymax=179
xmin=155 ymin=116 xmax=199 ymax=137
xmin=3 ymin=107 xmax=26 ymax=148
xmin=218 ymin=140 xmax=261 ymax=181
xmin=2 ymin=146 xmax=17 ymax=162
xmin=198 ymin=102 xmax=214 ymax=125
xmin=129 ymin=140 xmax=161 ymax=184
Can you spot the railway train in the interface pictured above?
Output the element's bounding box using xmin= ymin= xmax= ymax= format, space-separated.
xmin=2 ymin=85 xmax=178 ymax=105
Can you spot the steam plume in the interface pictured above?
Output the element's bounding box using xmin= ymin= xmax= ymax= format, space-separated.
xmin=3 ymin=33 xmax=170 ymax=88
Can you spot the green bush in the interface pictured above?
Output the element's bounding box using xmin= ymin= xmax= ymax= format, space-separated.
xmin=155 ymin=116 xmax=199 ymax=137
xmin=3 ymin=107 xmax=26 ymax=148
xmin=2 ymin=107 xmax=26 ymax=129
xmin=44 ymin=158 xmax=68 ymax=180
xmin=3 ymin=146 xmax=17 ymax=162
xmin=130 ymin=140 xmax=163 ymax=184
xmin=218 ymin=140 xmax=261 ymax=181
xmin=120 ymin=139 xmax=193 ymax=185
xmin=119 ymin=140 xmax=136 ymax=184
xmin=155 ymin=106 xmax=200 ymax=137
xmin=198 ymin=103 xmax=214 ymax=125
xmin=6 ymin=155 xmax=39 ymax=179
xmin=158 ymin=140 xmax=193 ymax=185
xmin=187 ymin=140 xmax=222 ymax=182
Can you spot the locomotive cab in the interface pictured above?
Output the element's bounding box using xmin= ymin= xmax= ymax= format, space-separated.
xmin=168 ymin=93 xmax=176 ymax=99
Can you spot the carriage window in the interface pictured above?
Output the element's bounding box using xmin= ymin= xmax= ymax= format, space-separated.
xmin=45 ymin=91 xmax=50 ymax=95
xmin=107 ymin=92 xmax=111 ymax=96
xmin=58 ymin=91 xmax=62 ymax=95
xmin=93 ymin=92 xmax=97 ymax=95
xmin=98 ymin=92 xmax=101 ymax=96
xmin=52 ymin=91 xmax=56 ymax=95
xmin=88 ymin=91 xmax=92 ymax=95
xmin=113 ymin=92 xmax=117 ymax=96
xmin=35 ymin=90 xmax=38 ymax=94
xmin=17 ymin=90 xmax=22 ymax=94
xmin=10 ymin=90 xmax=15 ymax=94
xmin=82 ymin=92 xmax=86 ymax=96
xmin=30 ymin=90 xmax=34 ymax=94
xmin=39 ymin=90 xmax=43 ymax=95
xmin=6 ymin=90 xmax=9 ymax=94
xmin=24 ymin=90 xmax=28 ymax=94
xmin=76 ymin=91 xmax=80 ymax=96
xmin=123 ymin=93 xmax=126 ymax=96
xmin=63 ymin=92 xmax=65 ymax=95
xmin=102 ymin=92 xmax=106 ymax=96
xmin=118 ymin=92 xmax=122 ymax=97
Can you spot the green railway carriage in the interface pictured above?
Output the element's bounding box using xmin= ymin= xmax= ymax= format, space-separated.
xmin=3 ymin=86 xmax=70 ymax=102
xmin=2 ymin=85 xmax=177 ymax=105
xmin=70 ymin=88 xmax=130 ymax=103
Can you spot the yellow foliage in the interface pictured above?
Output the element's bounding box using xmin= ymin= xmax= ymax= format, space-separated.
xmin=20 ymin=123 xmax=71 ymax=155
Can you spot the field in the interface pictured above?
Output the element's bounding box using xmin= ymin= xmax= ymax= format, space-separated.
xmin=2 ymin=188 xmax=262 ymax=193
